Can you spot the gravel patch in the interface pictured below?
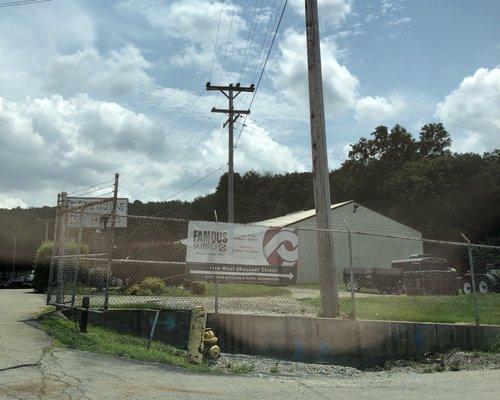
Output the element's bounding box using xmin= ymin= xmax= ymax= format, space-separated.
xmin=214 ymin=353 xmax=362 ymax=378
xmin=211 ymin=350 xmax=500 ymax=377
xmin=378 ymin=350 xmax=500 ymax=373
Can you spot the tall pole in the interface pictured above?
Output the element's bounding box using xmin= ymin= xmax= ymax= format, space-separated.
xmin=12 ymin=231 xmax=17 ymax=274
xmin=206 ymin=82 xmax=254 ymax=223
xmin=228 ymin=85 xmax=234 ymax=223
xmin=104 ymin=173 xmax=119 ymax=310
xmin=44 ymin=219 xmax=49 ymax=242
xmin=305 ymin=0 xmax=339 ymax=316
xmin=47 ymin=193 xmax=61 ymax=304
xmin=56 ymin=192 xmax=68 ymax=304
xmin=37 ymin=218 xmax=50 ymax=242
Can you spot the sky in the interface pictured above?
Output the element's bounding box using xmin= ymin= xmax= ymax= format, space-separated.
xmin=0 ymin=0 xmax=499 ymax=209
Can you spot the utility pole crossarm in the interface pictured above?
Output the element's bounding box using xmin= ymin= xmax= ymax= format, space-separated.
xmin=211 ymin=108 xmax=251 ymax=114
xmin=206 ymin=83 xmax=255 ymax=92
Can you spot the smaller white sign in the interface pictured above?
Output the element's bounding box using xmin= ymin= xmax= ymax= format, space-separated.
xmin=66 ymin=197 xmax=128 ymax=228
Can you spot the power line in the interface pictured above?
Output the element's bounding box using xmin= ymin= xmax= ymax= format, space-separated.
xmin=235 ymin=0 xmax=288 ymax=147
xmin=129 ymin=116 xmax=216 ymax=197
xmin=0 ymin=0 xmax=51 ymax=8
xmin=216 ymin=0 xmax=236 ymax=86
xmin=249 ymin=0 xmax=279 ymax=85
xmin=121 ymin=90 xmax=203 ymax=184
xmin=239 ymin=0 xmax=263 ymax=81
xmin=209 ymin=0 xmax=225 ymax=83
xmin=164 ymin=164 xmax=226 ymax=201
xmin=254 ymin=1 xmax=286 ymax=98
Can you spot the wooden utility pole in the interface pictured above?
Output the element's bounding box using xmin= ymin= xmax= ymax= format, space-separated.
xmin=12 ymin=231 xmax=17 ymax=274
xmin=37 ymin=218 xmax=50 ymax=242
xmin=206 ymin=83 xmax=254 ymax=223
xmin=305 ymin=0 xmax=339 ymax=316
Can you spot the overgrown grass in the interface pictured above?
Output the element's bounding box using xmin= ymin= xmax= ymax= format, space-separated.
xmin=83 ymin=283 xmax=291 ymax=301
xmin=40 ymin=314 xmax=211 ymax=373
xmin=301 ymin=294 xmax=500 ymax=325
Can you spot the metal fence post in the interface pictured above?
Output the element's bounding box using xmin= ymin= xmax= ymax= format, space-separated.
xmin=213 ymin=210 xmax=219 ymax=314
xmin=71 ymin=209 xmax=84 ymax=308
xmin=344 ymin=220 xmax=356 ymax=319
xmin=104 ymin=173 xmax=119 ymax=310
xmin=56 ymin=192 xmax=68 ymax=305
xmin=462 ymin=233 xmax=480 ymax=327
xmin=468 ymin=245 xmax=480 ymax=327
xmin=46 ymin=193 xmax=61 ymax=305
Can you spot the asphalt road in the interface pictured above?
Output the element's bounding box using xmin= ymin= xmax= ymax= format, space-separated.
xmin=0 ymin=289 xmax=499 ymax=400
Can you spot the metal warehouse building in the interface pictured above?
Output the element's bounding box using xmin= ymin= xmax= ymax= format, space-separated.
xmin=258 ymin=200 xmax=423 ymax=284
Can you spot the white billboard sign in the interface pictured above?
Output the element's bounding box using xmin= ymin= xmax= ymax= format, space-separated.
xmin=66 ymin=197 xmax=129 ymax=228
xmin=186 ymin=221 xmax=298 ymax=284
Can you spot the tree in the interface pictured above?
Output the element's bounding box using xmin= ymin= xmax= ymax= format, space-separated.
xmin=347 ymin=124 xmax=417 ymax=167
xmin=418 ymin=123 xmax=451 ymax=157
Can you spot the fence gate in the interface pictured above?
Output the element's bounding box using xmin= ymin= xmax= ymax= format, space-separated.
xmin=47 ymin=191 xmax=119 ymax=309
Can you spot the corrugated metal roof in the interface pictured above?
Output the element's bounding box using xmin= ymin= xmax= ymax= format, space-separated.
xmin=256 ymin=200 xmax=354 ymax=226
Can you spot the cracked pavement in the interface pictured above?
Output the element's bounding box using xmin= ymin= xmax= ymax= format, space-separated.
xmin=1 ymin=290 xmax=499 ymax=399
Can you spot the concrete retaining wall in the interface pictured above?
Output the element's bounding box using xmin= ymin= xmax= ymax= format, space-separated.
xmin=65 ymin=308 xmax=192 ymax=349
xmin=208 ymin=314 xmax=499 ymax=367
xmin=65 ymin=309 xmax=500 ymax=367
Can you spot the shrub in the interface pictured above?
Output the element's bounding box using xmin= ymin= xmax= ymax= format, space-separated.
xmin=125 ymin=277 xmax=166 ymax=296
xmin=140 ymin=277 xmax=167 ymax=295
xmin=33 ymin=242 xmax=53 ymax=293
xmin=189 ymin=281 xmax=207 ymax=295
xmin=32 ymin=242 xmax=89 ymax=293
xmin=126 ymin=284 xmax=141 ymax=296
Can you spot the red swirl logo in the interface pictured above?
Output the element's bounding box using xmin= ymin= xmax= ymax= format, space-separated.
xmin=262 ymin=228 xmax=298 ymax=267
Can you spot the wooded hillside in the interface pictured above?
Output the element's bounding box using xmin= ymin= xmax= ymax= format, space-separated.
xmin=1 ymin=123 xmax=498 ymax=273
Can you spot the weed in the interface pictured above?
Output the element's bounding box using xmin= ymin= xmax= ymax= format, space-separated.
xmin=230 ymin=362 xmax=254 ymax=374
xmin=270 ymin=363 xmax=280 ymax=374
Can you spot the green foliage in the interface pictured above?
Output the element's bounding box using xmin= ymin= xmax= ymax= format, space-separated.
xmin=269 ymin=363 xmax=280 ymax=374
xmin=229 ymin=362 xmax=254 ymax=374
xmin=301 ymin=294 xmax=500 ymax=325
xmin=0 ymin=122 xmax=498 ymax=273
xmin=32 ymin=241 xmax=54 ymax=293
xmin=40 ymin=314 xmax=211 ymax=373
xmin=139 ymin=277 xmax=167 ymax=295
xmin=125 ymin=277 xmax=167 ymax=296
xmin=189 ymin=281 xmax=207 ymax=295
xmin=116 ymin=283 xmax=290 ymax=301
xmin=32 ymin=241 xmax=89 ymax=293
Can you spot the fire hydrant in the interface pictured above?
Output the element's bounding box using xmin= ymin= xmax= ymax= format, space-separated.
xmin=203 ymin=328 xmax=220 ymax=360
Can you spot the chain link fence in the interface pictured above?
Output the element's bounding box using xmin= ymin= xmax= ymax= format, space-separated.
xmin=47 ymin=206 xmax=500 ymax=326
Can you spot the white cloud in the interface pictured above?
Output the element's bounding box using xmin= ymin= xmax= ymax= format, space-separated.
xmin=44 ymin=45 xmax=152 ymax=98
xmin=269 ymin=28 xmax=359 ymax=118
xmin=267 ymin=29 xmax=403 ymax=124
xmin=0 ymin=0 xmax=96 ymax=101
xmin=290 ymin=0 xmax=352 ymax=25
xmin=435 ymin=67 xmax=500 ymax=153
xmin=387 ymin=16 xmax=411 ymax=26
xmin=119 ymin=0 xmax=246 ymax=75
xmin=0 ymin=92 xmax=304 ymax=206
xmin=0 ymin=194 xmax=27 ymax=209
xmin=0 ymin=95 xmax=165 ymax=205
xmin=355 ymin=95 xmax=405 ymax=122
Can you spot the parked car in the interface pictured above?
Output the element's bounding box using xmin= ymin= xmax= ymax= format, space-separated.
xmin=0 ymin=272 xmax=34 ymax=289
xmin=344 ymin=255 xmax=459 ymax=295
xmin=460 ymin=260 xmax=500 ymax=294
